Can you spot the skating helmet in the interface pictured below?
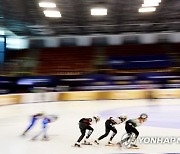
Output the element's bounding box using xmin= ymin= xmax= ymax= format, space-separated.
xmin=118 ymin=113 xmax=127 ymax=122
xmin=93 ymin=116 xmax=100 ymax=123
xmin=140 ymin=113 xmax=148 ymax=119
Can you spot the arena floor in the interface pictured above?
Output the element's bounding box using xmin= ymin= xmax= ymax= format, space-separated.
xmin=0 ymin=99 xmax=180 ymax=154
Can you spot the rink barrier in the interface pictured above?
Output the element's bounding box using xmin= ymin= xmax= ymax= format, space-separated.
xmin=58 ymin=89 xmax=180 ymax=101
xmin=0 ymin=89 xmax=180 ymax=106
xmin=0 ymin=92 xmax=59 ymax=106
xmin=0 ymin=94 xmax=21 ymax=106
xmin=59 ymin=91 xmax=100 ymax=101
xmin=59 ymin=90 xmax=148 ymax=101
xmin=152 ymin=89 xmax=180 ymax=99
xmin=102 ymin=90 xmax=147 ymax=100
xmin=20 ymin=92 xmax=59 ymax=103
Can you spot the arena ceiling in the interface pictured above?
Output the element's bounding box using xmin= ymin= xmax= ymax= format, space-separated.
xmin=0 ymin=0 xmax=180 ymax=36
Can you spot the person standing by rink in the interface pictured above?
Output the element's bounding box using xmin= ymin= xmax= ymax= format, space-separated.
xmin=117 ymin=113 xmax=148 ymax=148
xmin=74 ymin=116 xmax=100 ymax=147
xmin=94 ymin=114 xmax=127 ymax=145
xmin=31 ymin=115 xmax=58 ymax=141
xmin=22 ymin=113 xmax=44 ymax=136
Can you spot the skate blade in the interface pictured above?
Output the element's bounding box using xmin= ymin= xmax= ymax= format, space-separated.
xmin=94 ymin=141 xmax=99 ymax=145
xmin=42 ymin=139 xmax=49 ymax=141
xmin=31 ymin=138 xmax=37 ymax=141
xmin=81 ymin=143 xmax=92 ymax=145
xmin=105 ymin=144 xmax=115 ymax=146
xmin=72 ymin=145 xmax=81 ymax=148
xmin=128 ymin=146 xmax=140 ymax=149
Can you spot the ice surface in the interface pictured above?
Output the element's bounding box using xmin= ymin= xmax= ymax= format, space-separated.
xmin=0 ymin=99 xmax=180 ymax=154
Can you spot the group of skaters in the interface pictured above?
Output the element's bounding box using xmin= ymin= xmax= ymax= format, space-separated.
xmin=22 ymin=113 xmax=58 ymax=140
xmin=21 ymin=112 xmax=148 ymax=149
xmin=74 ymin=113 xmax=148 ymax=149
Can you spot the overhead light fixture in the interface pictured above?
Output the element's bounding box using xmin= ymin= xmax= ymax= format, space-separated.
xmin=143 ymin=0 xmax=161 ymax=6
xmin=142 ymin=3 xmax=159 ymax=7
xmin=39 ymin=2 xmax=56 ymax=8
xmin=144 ymin=0 xmax=161 ymax=3
xmin=138 ymin=7 xmax=156 ymax=13
xmin=91 ymin=8 xmax=107 ymax=16
xmin=43 ymin=10 xmax=61 ymax=17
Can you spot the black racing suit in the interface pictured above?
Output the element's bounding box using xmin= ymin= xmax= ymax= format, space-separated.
xmin=121 ymin=119 xmax=139 ymax=144
xmin=98 ymin=118 xmax=117 ymax=141
xmin=77 ymin=118 xmax=94 ymax=143
xmin=125 ymin=119 xmax=139 ymax=137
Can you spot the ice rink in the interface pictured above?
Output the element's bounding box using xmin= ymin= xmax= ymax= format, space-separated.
xmin=0 ymin=99 xmax=180 ymax=154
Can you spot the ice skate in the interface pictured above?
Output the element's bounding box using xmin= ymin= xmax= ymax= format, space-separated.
xmin=74 ymin=143 xmax=81 ymax=148
xmin=105 ymin=141 xmax=114 ymax=146
xmin=42 ymin=136 xmax=49 ymax=141
xmin=31 ymin=137 xmax=37 ymax=141
xmin=21 ymin=132 xmax=26 ymax=137
xmin=94 ymin=140 xmax=99 ymax=145
xmin=128 ymin=144 xmax=139 ymax=149
xmin=117 ymin=141 xmax=122 ymax=147
xmin=82 ymin=140 xmax=92 ymax=145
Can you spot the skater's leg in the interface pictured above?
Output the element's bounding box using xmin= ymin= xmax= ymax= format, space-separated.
xmin=22 ymin=118 xmax=36 ymax=135
xmin=130 ymin=128 xmax=139 ymax=147
xmin=109 ymin=127 xmax=117 ymax=143
xmin=98 ymin=127 xmax=110 ymax=140
xmin=42 ymin=125 xmax=48 ymax=140
xmin=32 ymin=130 xmax=44 ymax=140
xmin=77 ymin=129 xmax=86 ymax=143
xmin=85 ymin=126 xmax=94 ymax=139
xmin=32 ymin=123 xmax=48 ymax=140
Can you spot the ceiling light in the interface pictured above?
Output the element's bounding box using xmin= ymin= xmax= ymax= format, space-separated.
xmin=144 ymin=0 xmax=161 ymax=3
xmin=91 ymin=8 xmax=107 ymax=16
xmin=143 ymin=0 xmax=160 ymax=6
xmin=138 ymin=7 xmax=156 ymax=13
xmin=142 ymin=3 xmax=159 ymax=7
xmin=43 ymin=10 xmax=61 ymax=17
xmin=39 ymin=2 xmax=56 ymax=8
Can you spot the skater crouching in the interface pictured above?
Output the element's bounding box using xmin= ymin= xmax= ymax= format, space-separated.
xmin=22 ymin=113 xmax=44 ymax=136
xmin=31 ymin=115 xmax=58 ymax=141
xmin=95 ymin=114 xmax=127 ymax=145
xmin=118 ymin=113 xmax=148 ymax=148
xmin=74 ymin=116 xmax=100 ymax=147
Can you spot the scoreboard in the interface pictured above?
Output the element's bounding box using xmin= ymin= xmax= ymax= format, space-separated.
xmin=0 ymin=36 xmax=5 ymax=64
